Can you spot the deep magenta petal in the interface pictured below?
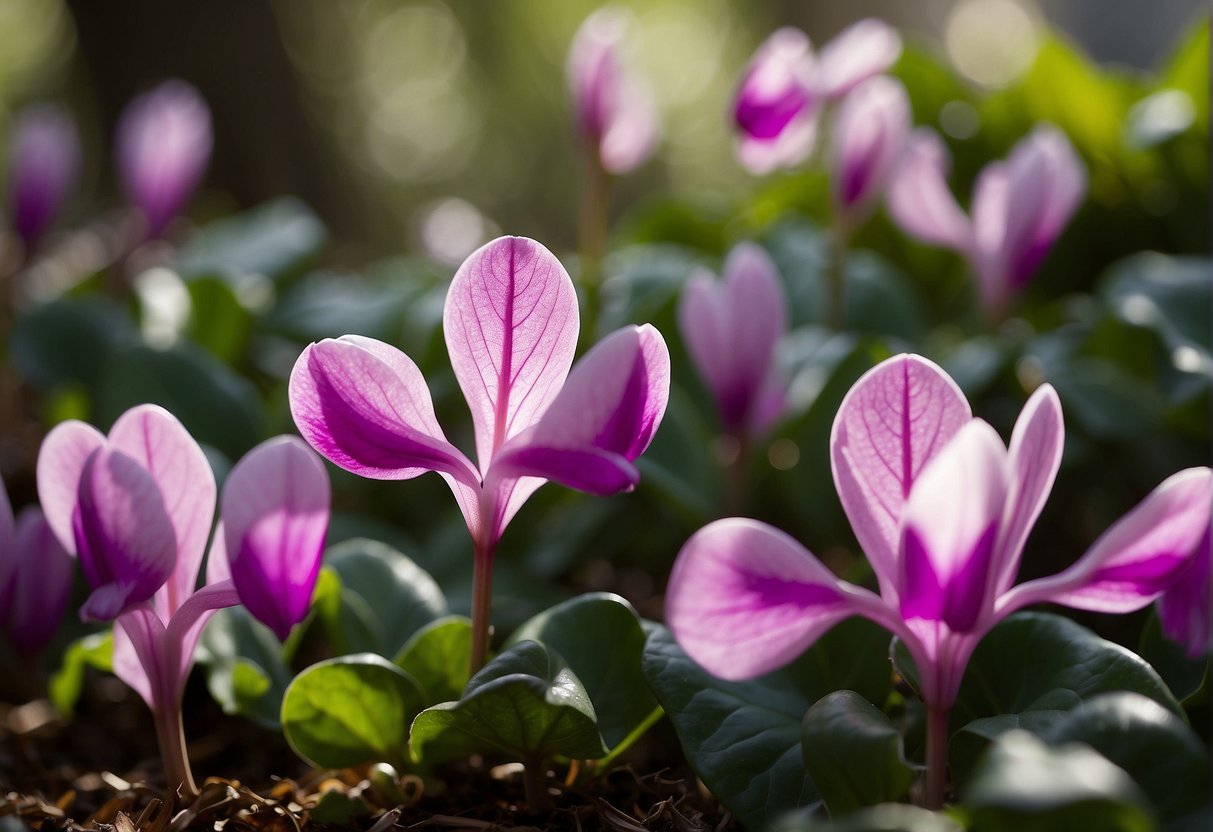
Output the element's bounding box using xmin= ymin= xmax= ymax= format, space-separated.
xmin=733 ymin=28 xmax=819 ymax=174
xmin=492 ymin=445 xmax=638 ymax=495
xmin=7 ymin=104 xmax=80 ymax=246
xmin=1158 ymin=527 xmax=1210 ymax=658
xmin=6 ymin=507 xmax=74 ymax=655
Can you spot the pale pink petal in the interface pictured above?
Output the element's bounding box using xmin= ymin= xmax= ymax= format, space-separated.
xmin=114 ymin=605 xmax=166 ymax=709
xmin=6 ymin=507 xmax=74 ymax=655
xmin=815 ymin=19 xmax=903 ymax=100
xmin=886 ymin=129 xmax=971 ymax=251
xmin=723 ymin=243 xmax=787 ymax=428
xmin=222 ymin=436 xmax=330 ymax=641
xmin=830 ymin=354 xmax=972 ymax=603
xmin=736 ymin=116 xmax=819 ymax=175
xmin=443 ymin=236 xmax=579 ymax=470
xmin=830 ymin=75 xmax=911 ymax=224
xmin=899 ymin=420 xmax=1008 ymax=632
xmin=600 ymin=77 xmax=659 ymax=174
xmin=36 ymin=420 xmax=106 ymax=555
xmin=204 ymin=521 xmax=231 ymax=585
xmin=108 ymin=405 xmax=214 ymax=617
xmin=677 ymin=269 xmax=731 ymax=409
xmin=165 ymin=579 xmax=240 ymax=696
xmin=666 ymin=518 xmax=867 ymax=679
xmin=993 ymin=385 xmax=1064 ymax=595
xmin=970 ymin=162 xmax=1010 ymax=310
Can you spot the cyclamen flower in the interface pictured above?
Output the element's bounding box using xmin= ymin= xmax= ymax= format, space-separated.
xmin=1157 ymin=526 xmax=1210 ymax=658
xmin=116 ymin=80 xmax=212 ymax=237
xmin=6 ymin=103 xmax=80 ymax=247
xmin=830 ymin=76 xmax=910 ymax=228
xmin=667 ymin=353 xmax=1210 ymax=713
xmin=568 ymin=7 xmax=659 ymax=174
xmin=0 ymin=476 xmax=74 ymax=657
xmin=734 ymin=19 xmax=901 ymax=174
xmin=677 ymin=242 xmax=787 ymax=438
xmin=289 ymin=235 xmax=671 ymax=669
xmin=886 ymin=125 xmax=1086 ymax=316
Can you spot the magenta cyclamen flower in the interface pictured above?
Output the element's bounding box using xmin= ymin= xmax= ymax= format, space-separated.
xmin=6 ymin=103 xmax=80 ymax=247
xmin=666 ymin=354 xmax=1211 ymax=805
xmin=677 ymin=242 xmax=787 ymax=438
xmin=290 ymin=235 xmax=671 ymax=669
xmin=116 ymin=80 xmax=212 ymax=237
xmin=568 ymin=7 xmax=659 ymax=175
xmin=886 ymin=125 xmax=1086 ymax=316
xmin=830 ymin=76 xmax=910 ymax=228
xmin=734 ymin=19 xmax=901 ymax=174
xmin=0 ymin=476 xmax=74 ymax=658
xmin=1157 ymin=526 xmax=1210 ymax=658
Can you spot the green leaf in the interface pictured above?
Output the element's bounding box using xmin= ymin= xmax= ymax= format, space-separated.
xmin=178 ymin=196 xmax=326 ymax=284
xmin=196 ymin=607 xmax=292 ymax=729
xmin=960 ymin=730 xmax=1154 ymax=832
xmin=642 ymin=619 xmax=892 ymax=832
xmin=801 ymin=691 xmax=918 ymax=816
xmin=48 ymin=631 xmax=113 ymax=716
xmin=507 ymin=593 xmax=656 ymax=749
xmin=772 ymin=803 xmax=963 ymax=832
xmin=261 ymin=269 xmax=416 ymax=343
xmin=409 ymin=641 xmax=607 ymax=765
xmin=184 ymin=276 xmax=253 ymax=363
xmin=1043 ymin=692 xmax=1209 ymax=827
xmin=1137 ymin=609 xmax=1208 ymax=704
xmin=10 ymin=298 xmax=137 ymax=392
xmin=323 ymin=539 xmax=448 ymax=659
xmin=393 ymin=616 xmax=472 ymax=705
xmin=281 ymin=654 xmax=424 ymax=770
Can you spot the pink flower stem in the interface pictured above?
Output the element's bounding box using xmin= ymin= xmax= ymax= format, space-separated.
xmin=469 ymin=536 xmax=496 ymax=676
xmin=923 ymin=703 xmax=949 ymax=810
xmin=153 ymin=703 xmax=198 ymax=799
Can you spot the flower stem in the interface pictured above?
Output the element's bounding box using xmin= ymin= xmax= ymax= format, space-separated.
xmin=578 ymin=152 xmax=611 ymax=351
xmin=153 ymin=704 xmax=198 ymax=799
xmin=523 ymin=756 xmax=552 ymax=811
xmin=469 ymin=537 xmax=495 ymax=677
xmin=828 ymin=221 xmax=850 ymax=331
xmin=923 ymin=703 xmax=949 ymax=810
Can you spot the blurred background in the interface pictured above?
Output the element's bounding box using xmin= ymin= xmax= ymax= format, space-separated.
xmin=0 ymin=0 xmax=1206 ymax=260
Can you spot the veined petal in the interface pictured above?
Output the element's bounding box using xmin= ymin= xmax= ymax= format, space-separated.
xmin=222 ymin=436 xmax=330 ymax=641
xmin=830 ymin=354 xmax=972 ymax=603
xmin=36 ymin=420 xmax=106 ymax=555
xmin=108 ymin=405 xmax=214 ymax=617
xmin=886 ymin=129 xmax=971 ymax=251
xmin=75 ymin=448 xmax=177 ymax=622
xmin=830 ymin=75 xmax=911 ymax=221
xmin=6 ymin=507 xmax=74 ymax=655
xmin=815 ymin=18 xmax=902 ymax=100
xmin=899 ymin=420 xmax=1008 ymax=633
xmin=666 ymin=518 xmax=868 ymax=680
xmin=1005 ymin=468 xmax=1213 ymax=615
xmin=993 ymin=384 xmax=1063 ymax=595
xmin=443 ymin=236 xmax=579 ymax=471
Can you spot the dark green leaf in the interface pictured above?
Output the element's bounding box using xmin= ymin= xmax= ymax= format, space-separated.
xmin=281 ymin=654 xmax=423 ymax=769
xmin=393 ymin=616 xmax=472 ymax=705
xmin=772 ymin=803 xmax=963 ymax=832
xmin=10 ymin=298 xmax=137 ymax=391
xmin=178 ymin=197 xmax=326 ymax=284
xmin=197 ymin=607 xmax=292 ymax=728
xmin=1137 ymin=609 xmax=1208 ymax=703
xmin=48 ymin=631 xmax=113 ymax=716
xmin=184 ymin=276 xmax=253 ymax=363
xmin=507 ymin=593 xmax=655 ymax=749
xmin=409 ymin=641 xmax=607 ymax=765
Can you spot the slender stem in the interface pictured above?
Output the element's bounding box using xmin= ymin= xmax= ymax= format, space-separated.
xmin=588 ymin=706 xmax=664 ymax=777
xmin=577 ymin=152 xmax=611 ymax=351
xmin=469 ymin=537 xmax=495 ymax=677
xmin=828 ymin=221 xmax=850 ymax=331
xmin=523 ymin=756 xmax=551 ymax=811
xmin=153 ymin=704 xmax=198 ymax=799
xmin=923 ymin=703 xmax=949 ymax=810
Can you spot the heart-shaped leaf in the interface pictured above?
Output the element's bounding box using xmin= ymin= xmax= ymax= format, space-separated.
xmin=802 ymin=691 xmax=919 ymax=816
xmin=281 ymin=654 xmax=424 ymax=769
xmin=642 ymin=618 xmax=892 ymax=832
xmin=178 ymin=196 xmax=326 ymax=284
xmin=394 ymin=616 xmax=473 ymax=705
xmin=409 ymin=641 xmax=607 ymax=766
xmin=506 ymin=592 xmax=655 ymax=749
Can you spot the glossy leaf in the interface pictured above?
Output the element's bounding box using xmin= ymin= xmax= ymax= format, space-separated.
xmin=281 ymin=654 xmax=424 ymax=769
xmin=506 ymin=592 xmax=655 ymax=749
xmin=801 ymin=691 xmax=918 ymax=816
xmin=409 ymin=641 xmax=607 ymax=765
xmin=393 ymin=615 xmax=473 ymax=705
xmin=11 ymin=297 xmax=137 ymax=392
xmin=642 ymin=619 xmax=891 ymax=831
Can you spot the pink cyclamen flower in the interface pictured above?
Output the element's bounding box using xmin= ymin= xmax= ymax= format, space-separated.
xmin=666 ymin=354 xmax=1212 ymax=713
xmin=116 ymin=80 xmax=212 ymax=238
xmin=0 ymin=476 xmax=74 ymax=657
xmin=886 ymin=125 xmax=1086 ymax=316
xmin=568 ymin=7 xmax=659 ymax=174
xmin=733 ymin=19 xmax=901 ymax=174
xmin=830 ymin=76 xmax=910 ymax=228
xmin=6 ymin=103 xmax=80 ymax=247
xmin=1157 ymin=526 xmax=1210 ymax=658
xmin=677 ymin=242 xmax=787 ymax=437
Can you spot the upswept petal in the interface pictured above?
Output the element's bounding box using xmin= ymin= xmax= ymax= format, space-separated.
xmin=222 ymin=436 xmax=330 ymax=641
xmin=886 ymin=129 xmax=971 ymax=251
xmin=734 ymin=27 xmax=818 ymax=174
xmin=108 ymin=405 xmax=214 ymax=617
xmin=899 ymin=420 xmax=1008 ymax=632
xmin=113 ymin=605 xmax=165 ymax=709
xmin=1158 ymin=527 xmax=1210 ymax=658
xmin=666 ymin=518 xmax=863 ymax=680
xmin=677 ymin=268 xmax=731 ymax=408
xmin=36 ymin=420 xmax=106 ymax=555
xmin=204 ymin=521 xmax=231 ymax=585
xmin=443 ymin=236 xmax=579 ymax=470
xmin=722 ymin=243 xmax=787 ymax=428
xmin=6 ymin=507 xmax=74 ymax=655
xmin=830 ymin=354 xmax=971 ymax=603
xmin=830 ymin=75 xmax=910 ymax=219
xmin=993 ymin=384 xmax=1063 ymax=595
xmin=164 ymin=579 xmax=240 ymax=696
xmin=814 ymin=18 xmax=902 ymax=100
xmin=969 ymin=162 xmax=1010 ymax=307
xmin=75 ymin=448 xmax=177 ymax=622
xmin=289 ymin=337 xmax=478 ymax=484
xmin=600 ymin=76 xmax=659 ymax=174
xmin=1002 ymin=467 xmax=1213 ymax=615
